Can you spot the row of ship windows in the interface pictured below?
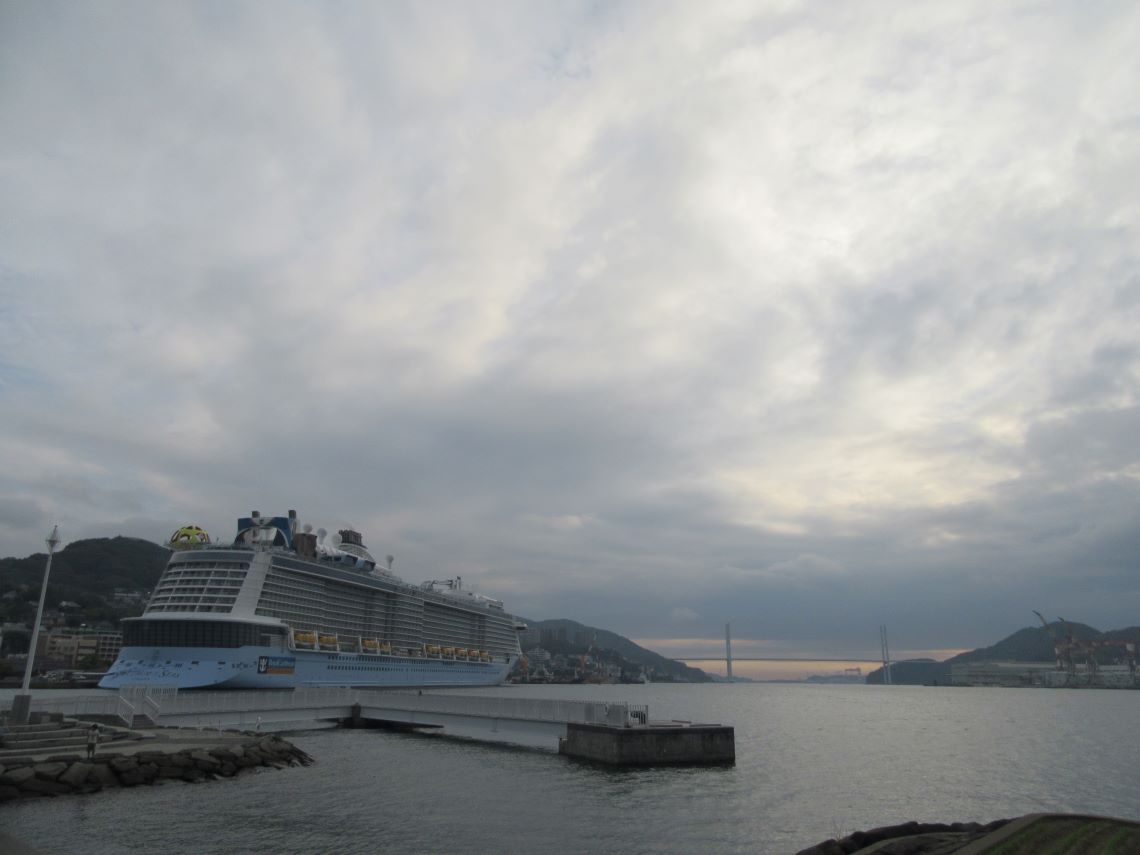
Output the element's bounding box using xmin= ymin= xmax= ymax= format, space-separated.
xmin=270 ymin=562 xmax=404 ymax=594
xmin=151 ymin=595 xmax=237 ymax=604
xmin=260 ymin=611 xmax=480 ymax=645
xmin=153 ymin=587 xmax=242 ymax=598
xmin=262 ymin=580 xmax=423 ymax=617
xmin=158 ymin=574 xmax=245 ymax=584
xmin=124 ymin=621 xmax=282 ymax=648
xmin=268 ymin=565 xmax=503 ymax=622
xmin=260 ymin=617 xmax=422 ymax=639
xmin=267 ymin=570 xmax=437 ymax=613
xmin=169 ymin=562 xmax=249 ymax=571
xmin=153 ymin=588 xmax=242 ymax=598
xmin=253 ymin=600 xmax=421 ymax=631
xmin=164 ymin=567 xmax=247 ymax=577
xmin=326 ymin=664 xmax=490 ymax=672
xmin=258 ymin=597 xmax=377 ymax=620
xmin=261 ymin=579 xmax=371 ymax=597
xmin=267 ymin=585 xmax=400 ymax=611
xmin=147 ymin=605 xmax=232 ymax=613
xmin=156 ymin=583 xmax=245 ymax=597
xmin=256 ymin=601 xmax=420 ymax=627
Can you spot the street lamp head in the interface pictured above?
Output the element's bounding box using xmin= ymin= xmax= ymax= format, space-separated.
xmin=46 ymin=524 xmax=61 ymax=552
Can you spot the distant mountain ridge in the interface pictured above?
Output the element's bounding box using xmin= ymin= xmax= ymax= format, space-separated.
xmin=867 ymin=621 xmax=1140 ymax=685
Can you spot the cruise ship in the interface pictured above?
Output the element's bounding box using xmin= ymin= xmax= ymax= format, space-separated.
xmin=100 ymin=510 xmax=525 ymax=690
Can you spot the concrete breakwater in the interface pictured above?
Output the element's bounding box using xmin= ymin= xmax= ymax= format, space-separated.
xmin=0 ymin=734 xmax=313 ymax=803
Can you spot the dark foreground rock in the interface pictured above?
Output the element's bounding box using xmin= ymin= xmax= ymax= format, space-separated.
xmin=794 ymin=819 xmax=1012 ymax=854
xmin=0 ymin=735 xmax=313 ymax=803
xmin=795 ymin=814 xmax=1140 ymax=854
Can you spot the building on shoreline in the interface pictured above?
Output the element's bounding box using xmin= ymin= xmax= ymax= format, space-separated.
xmin=950 ymin=661 xmax=1137 ymax=688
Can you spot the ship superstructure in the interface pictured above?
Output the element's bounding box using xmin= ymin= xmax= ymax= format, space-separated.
xmin=100 ymin=510 xmax=524 ymax=689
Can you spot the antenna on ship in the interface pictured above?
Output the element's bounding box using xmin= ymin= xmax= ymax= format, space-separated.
xmin=386 ymin=555 xmax=394 ymax=571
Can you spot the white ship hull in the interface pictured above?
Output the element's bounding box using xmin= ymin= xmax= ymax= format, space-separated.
xmin=101 ymin=645 xmax=514 ymax=690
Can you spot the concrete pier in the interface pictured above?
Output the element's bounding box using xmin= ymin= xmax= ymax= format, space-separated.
xmin=6 ymin=688 xmax=736 ymax=765
xmin=559 ymin=722 xmax=735 ymax=766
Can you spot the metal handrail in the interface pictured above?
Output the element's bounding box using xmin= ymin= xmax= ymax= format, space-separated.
xmin=115 ymin=695 xmax=135 ymax=728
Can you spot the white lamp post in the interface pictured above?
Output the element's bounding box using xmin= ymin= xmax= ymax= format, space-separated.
xmin=10 ymin=525 xmax=61 ymax=724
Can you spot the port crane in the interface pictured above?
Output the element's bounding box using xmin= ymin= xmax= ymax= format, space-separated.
xmin=1033 ymin=610 xmax=1075 ymax=679
xmin=1035 ymin=611 xmax=1139 ymax=687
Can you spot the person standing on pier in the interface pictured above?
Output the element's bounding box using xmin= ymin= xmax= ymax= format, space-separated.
xmin=86 ymin=724 xmax=100 ymax=759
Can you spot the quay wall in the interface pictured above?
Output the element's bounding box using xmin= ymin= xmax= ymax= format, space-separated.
xmin=0 ymin=734 xmax=312 ymax=803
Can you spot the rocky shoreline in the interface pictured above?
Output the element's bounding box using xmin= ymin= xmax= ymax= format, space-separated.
xmin=0 ymin=734 xmax=313 ymax=802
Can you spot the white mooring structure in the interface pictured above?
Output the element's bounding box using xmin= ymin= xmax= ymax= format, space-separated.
xmin=18 ymin=688 xmax=650 ymax=751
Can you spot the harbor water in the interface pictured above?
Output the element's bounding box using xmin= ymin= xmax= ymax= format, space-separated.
xmin=4 ymin=682 xmax=1139 ymax=854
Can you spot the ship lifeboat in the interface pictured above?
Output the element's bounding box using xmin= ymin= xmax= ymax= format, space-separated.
xmin=362 ymin=639 xmax=380 ymax=653
xmin=442 ymin=647 xmax=455 ymax=657
xmin=293 ymin=631 xmax=317 ymax=646
xmin=425 ymin=644 xmax=441 ymax=656
xmin=318 ymin=634 xmax=338 ymax=647
xmin=379 ymin=642 xmax=392 ymax=654
xmin=455 ymin=648 xmax=468 ymax=658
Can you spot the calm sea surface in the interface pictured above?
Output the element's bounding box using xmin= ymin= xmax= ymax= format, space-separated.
xmin=4 ymin=683 xmax=1138 ymax=854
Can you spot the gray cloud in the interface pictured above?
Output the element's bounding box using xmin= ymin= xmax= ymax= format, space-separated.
xmin=2 ymin=1 xmax=1139 ymax=656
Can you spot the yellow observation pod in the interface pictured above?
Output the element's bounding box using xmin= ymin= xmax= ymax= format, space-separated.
xmin=169 ymin=524 xmax=211 ymax=549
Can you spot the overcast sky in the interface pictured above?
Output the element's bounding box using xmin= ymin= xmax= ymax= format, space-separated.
xmin=2 ymin=1 xmax=1138 ymax=661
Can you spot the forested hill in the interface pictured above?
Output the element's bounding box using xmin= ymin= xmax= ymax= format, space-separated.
xmin=950 ymin=620 xmax=1102 ymax=664
xmin=0 ymin=537 xmax=170 ymax=626
xmin=1 ymin=537 xmax=170 ymax=593
xmin=524 ymin=617 xmax=712 ymax=682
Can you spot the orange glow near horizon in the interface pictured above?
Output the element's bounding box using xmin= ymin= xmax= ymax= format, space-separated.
xmin=681 ymin=658 xmax=883 ymax=681
xmin=631 ymin=638 xmax=973 ymax=681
